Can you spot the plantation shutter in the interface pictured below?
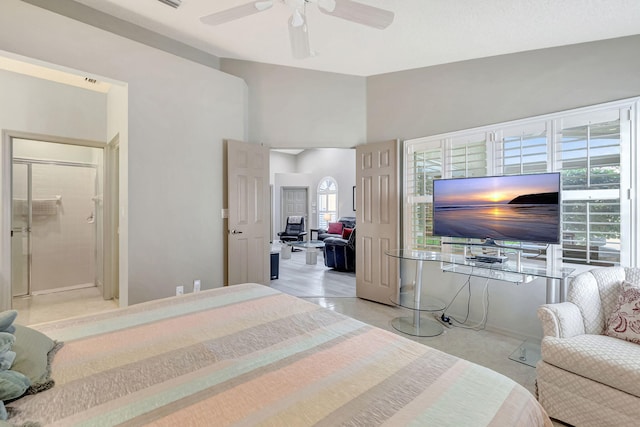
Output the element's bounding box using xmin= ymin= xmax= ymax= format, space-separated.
xmin=406 ymin=134 xmax=488 ymax=250
xmin=558 ymin=110 xmax=623 ymax=265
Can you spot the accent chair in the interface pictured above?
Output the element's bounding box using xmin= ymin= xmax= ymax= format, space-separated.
xmin=277 ymin=216 xmax=307 ymax=244
xmin=537 ymin=266 xmax=640 ymax=426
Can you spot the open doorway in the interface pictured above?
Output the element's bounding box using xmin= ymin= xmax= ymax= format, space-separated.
xmin=270 ymin=148 xmax=356 ymax=297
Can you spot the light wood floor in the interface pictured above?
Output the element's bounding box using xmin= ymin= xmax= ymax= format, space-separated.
xmin=270 ymin=245 xmax=355 ymax=297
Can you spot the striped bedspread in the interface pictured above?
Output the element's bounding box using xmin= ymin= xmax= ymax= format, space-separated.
xmin=9 ymin=284 xmax=551 ymax=426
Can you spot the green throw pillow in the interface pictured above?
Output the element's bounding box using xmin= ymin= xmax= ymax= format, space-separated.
xmin=11 ymin=325 xmax=61 ymax=394
xmin=0 ymin=312 xmax=16 ymax=334
xmin=0 ymin=370 xmax=30 ymax=401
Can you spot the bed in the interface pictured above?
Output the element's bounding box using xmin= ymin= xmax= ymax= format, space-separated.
xmin=7 ymin=283 xmax=551 ymax=426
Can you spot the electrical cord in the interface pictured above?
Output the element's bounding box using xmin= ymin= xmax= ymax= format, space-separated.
xmin=440 ymin=275 xmax=491 ymax=331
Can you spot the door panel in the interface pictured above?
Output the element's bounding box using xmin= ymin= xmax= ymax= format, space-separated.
xmin=356 ymin=140 xmax=400 ymax=305
xmin=227 ymin=140 xmax=270 ymax=285
xmin=30 ymin=164 xmax=96 ymax=293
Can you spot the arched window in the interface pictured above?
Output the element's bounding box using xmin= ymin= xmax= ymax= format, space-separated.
xmin=317 ymin=177 xmax=338 ymax=229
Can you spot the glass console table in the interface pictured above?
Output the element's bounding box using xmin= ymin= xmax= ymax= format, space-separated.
xmin=384 ymin=249 xmax=575 ymax=338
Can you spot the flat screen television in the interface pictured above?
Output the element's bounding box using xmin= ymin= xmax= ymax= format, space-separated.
xmin=432 ymin=172 xmax=561 ymax=244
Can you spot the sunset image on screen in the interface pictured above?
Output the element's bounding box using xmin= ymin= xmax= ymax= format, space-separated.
xmin=432 ymin=173 xmax=560 ymax=243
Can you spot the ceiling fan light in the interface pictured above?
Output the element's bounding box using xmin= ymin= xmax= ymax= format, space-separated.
xmin=289 ymin=14 xmax=310 ymax=59
xmin=291 ymin=9 xmax=305 ymax=27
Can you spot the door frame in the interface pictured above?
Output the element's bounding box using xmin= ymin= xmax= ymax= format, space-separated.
xmin=104 ymin=134 xmax=119 ymax=300
xmin=0 ymin=131 xmax=117 ymax=310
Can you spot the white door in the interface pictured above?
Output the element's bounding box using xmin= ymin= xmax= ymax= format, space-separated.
xmin=355 ymin=140 xmax=400 ymax=305
xmin=281 ymin=187 xmax=307 ymax=230
xmin=227 ymin=140 xmax=270 ymax=285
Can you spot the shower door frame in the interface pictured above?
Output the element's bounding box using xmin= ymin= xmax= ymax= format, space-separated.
xmin=0 ymin=131 xmax=117 ymax=311
xmin=12 ymin=157 xmax=100 ymax=297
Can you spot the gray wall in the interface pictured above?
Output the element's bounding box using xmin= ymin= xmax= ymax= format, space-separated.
xmin=367 ymin=35 xmax=640 ymax=141
xmin=221 ymin=59 xmax=366 ymax=148
xmin=0 ymin=0 xmax=246 ymax=305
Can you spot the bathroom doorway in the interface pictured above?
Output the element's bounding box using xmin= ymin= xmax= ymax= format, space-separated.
xmin=11 ymin=138 xmax=106 ymax=298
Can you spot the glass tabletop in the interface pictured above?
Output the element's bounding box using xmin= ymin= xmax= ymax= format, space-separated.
xmin=384 ymin=249 xmax=574 ymax=281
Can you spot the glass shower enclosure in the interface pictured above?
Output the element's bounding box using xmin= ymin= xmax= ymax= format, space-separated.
xmin=11 ymin=139 xmax=103 ymax=298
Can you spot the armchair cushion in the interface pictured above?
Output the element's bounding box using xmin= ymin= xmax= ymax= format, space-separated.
xmin=542 ymin=334 xmax=640 ymax=398
xmin=605 ymin=281 xmax=640 ymax=344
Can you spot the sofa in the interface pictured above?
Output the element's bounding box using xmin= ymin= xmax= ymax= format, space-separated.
xmin=323 ymin=228 xmax=356 ymax=272
xmin=317 ymin=217 xmax=356 ymax=241
xmin=537 ymin=266 xmax=640 ymax=426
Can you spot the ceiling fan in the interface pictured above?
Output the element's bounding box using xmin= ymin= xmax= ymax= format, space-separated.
xmin=200 ymin=0 xmax=395 ymax=59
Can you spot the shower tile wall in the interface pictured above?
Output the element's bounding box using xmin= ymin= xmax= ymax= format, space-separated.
xmin=31 ymin=164 xmax=96 ymax=293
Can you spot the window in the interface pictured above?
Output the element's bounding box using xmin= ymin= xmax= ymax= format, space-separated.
xmin=405 ymin=99 xmax=636 ymax=266
xmin=318 ymin=177 xmax=338 ymax=229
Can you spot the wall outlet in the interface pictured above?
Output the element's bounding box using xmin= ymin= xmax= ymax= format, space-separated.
xmin=193 ymin=279 xmax=201 ymax=293
xmin=176 ymin=285 xmax=184 ymax=296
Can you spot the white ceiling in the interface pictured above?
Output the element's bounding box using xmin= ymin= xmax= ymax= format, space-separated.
xmin=72 ymin=0 xmax=640 ymax=76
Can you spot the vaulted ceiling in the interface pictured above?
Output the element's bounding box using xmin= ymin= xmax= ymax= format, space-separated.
xmin=69 ymin=0 xmax=640 ymax=76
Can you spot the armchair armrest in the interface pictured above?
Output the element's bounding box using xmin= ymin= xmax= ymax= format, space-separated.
xmin=537 ymin=302 xmax=586 ymax=338
xmin=298 ymin=231 xmax=308 ymax=237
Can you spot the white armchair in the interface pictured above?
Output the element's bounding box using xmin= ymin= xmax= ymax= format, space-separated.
xmin=537 ymin=266 xmax=640 ymax=426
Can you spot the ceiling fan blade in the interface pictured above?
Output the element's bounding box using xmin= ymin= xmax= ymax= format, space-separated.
xmin=200 ymin=1 xmax=273 ymax=26
xmin=319 ymin=0 xmax=394 ymax=29
xmin=288 ymin=11 xmax=311 ymax=59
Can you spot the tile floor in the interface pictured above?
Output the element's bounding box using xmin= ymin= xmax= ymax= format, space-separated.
xmin=12 ymin=286 xmax=119 ymax=325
